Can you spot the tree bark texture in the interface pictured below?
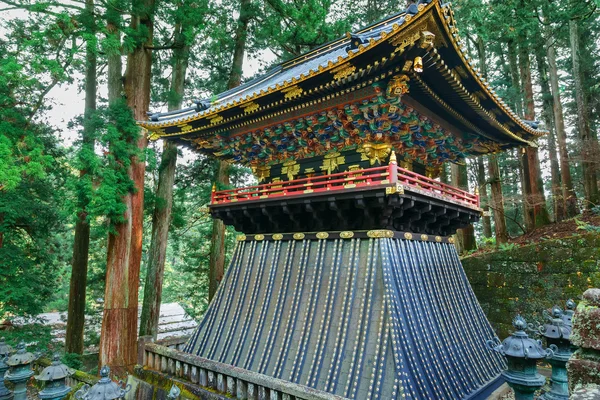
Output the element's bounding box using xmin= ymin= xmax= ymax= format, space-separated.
xmin=570 ymin=19 xmax=599 ymax=208
xmin=518 ymin=40 xmax=550 ymax=230
xmin=547 ymin=39 xmax=578 ymax=217
xmin=535 ymin=45 xmax=564 ymax=222
xmin=139 ymin=22 xmax=189 ymax=339
xmin=451 ymin=163 xmax=476 ymax=253
xmin=65 ymin=0 xmax=96 ymax=355
xmin=477 ymin=157 xmax=492 ymax=238
xmin=208 ymin=0 xmax=251 ymax=301
xmin=488 ymin=155 xmax=508 ymax=244
xmin=99 ymin=0 xmax=155 ymax=375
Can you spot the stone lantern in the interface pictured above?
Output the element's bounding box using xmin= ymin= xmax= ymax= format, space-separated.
xmin=562 ymin=299 xmax=576 ymax=327
xmin=0 ymin=338 xmax=13 ymax=400
xmin=539 ymin=306 xmax=572 ymax=400
xmin=74 ymin=366 xmax=130 ymax=400
xmin=166 ymin=385 xmax=181 ymax=400
xmin=487 ymin=315 xmax=554 ymax=400
xmin=5 ymin=342 xmax=36 ymax=400
xmin=36 ymin=354 xmax=74 ymax=400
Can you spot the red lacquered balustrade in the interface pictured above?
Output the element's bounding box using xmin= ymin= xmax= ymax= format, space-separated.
xmin=211 ymin=162 xmax=480 ymax=210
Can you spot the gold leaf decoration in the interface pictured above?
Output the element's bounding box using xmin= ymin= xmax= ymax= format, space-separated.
xmin=209 ymin=115 xmax=224 ymax=124
xmin=272 ymin=233 xmax=283 ymax=241
xmin=320 ymin=153 xmax=346 ymax=175
xmin=293 ymin=233 xmax=305 ymax=240
xmin=177 ymin=123 xmax=193 ymax=132
xmin=448 ymin=237 xmax=455 ymax=244
xmin=386 ymin=74 xmax=410 ymax=98
xmin=237 ymin=235 xmax=247 ymax=241
xmin=242 ymin=102 xmax=260 ymax=114
xmin=316 ymin=232 xmax=329 ymax=239
xmin=367 ymin=230 xmax=394 ymax=238
xmin=254 ymin=234 xmax=265 ymax=241
xmin=421 ymin=234 xmax=429 ymax=241
xmin=404 ymin=232 xmax=413 ymax=240
xmin=282 ymin=85 xmax=304 ymax=100
xmin=361 ymin=143 xmax=392 ymax=165
xmin=435 ymin=236 xmax=442 ymax=242
xmin=340 ymin=231 xmax=354 ymax=239
xmin=282 ymin=160 xmax=300 ymax=181
xmin=331 ymin=63 xmax=356 ymax=81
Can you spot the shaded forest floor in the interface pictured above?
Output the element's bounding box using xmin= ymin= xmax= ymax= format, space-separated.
xmin=470 ymin=210 xmax=600 ymax=256
xmin=510 ymin=210 xmax=600 ymax=245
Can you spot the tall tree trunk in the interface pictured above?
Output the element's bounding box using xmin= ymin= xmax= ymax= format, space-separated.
xmin=65 ymin=0 xmax=96 ymax=355
xmin=477 ymin=157 xmax=492 ymax=238
xmin=535 ymin=45 xmax=564 ymax=221
xmin=507 ymin=40 xmax=523 ymax=116
xmin=99 ymin=0 xmax=155 ymax=375
xmin=139 ymin=23 xmax=189 ymax=339
xmin=518 ymin=40 xmax=550 ymax=230
xmin=474 ymin=37 xmax=491 ymax=238
xmin=208 ymin=0 xmax=251 ymax=301
xmin=488 ymin=155 xmax=508 ymax=244
xmin=547 ymin=39 xmax=578 ymax=217
xmin=570 ymin=19 xmax=599 ymax=208
xmin=451 ymin=163 xmax=476 ymax=253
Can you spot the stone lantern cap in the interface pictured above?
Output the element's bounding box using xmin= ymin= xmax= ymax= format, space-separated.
xmin=0 ymin=338 xmax=12 ymax=357
xmin=540 ymin=306 xmax=571 ymax=340
xmin=563 ymin=299 xmax=576 ymax=326
xmin=36 ymin=354 xmax=74 ymax=382
xmin=487 ymin=315 xmax=553 ymax=359
xmin=75 ymin=366 xmax=131 ymax=400
xmin=6 ymin=341 xmax=36 ymax=366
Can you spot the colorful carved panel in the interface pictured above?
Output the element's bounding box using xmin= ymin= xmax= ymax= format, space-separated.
xmin=199 ymin=76 xmax=492 ymax=173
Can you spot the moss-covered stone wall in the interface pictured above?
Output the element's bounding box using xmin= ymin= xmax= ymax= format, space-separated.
xmin=461 ymin=233 xmax=600 ymax=338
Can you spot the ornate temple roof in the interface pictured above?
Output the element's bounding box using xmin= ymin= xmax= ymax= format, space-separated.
xmin=140 ymin=0 xmax=546 ymax=167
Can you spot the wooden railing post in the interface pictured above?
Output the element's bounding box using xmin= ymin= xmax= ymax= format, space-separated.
xmin=211 ymin=183 xmax=216 ymax=204
xmin=388 ymin=150 xmax=398 ymax=184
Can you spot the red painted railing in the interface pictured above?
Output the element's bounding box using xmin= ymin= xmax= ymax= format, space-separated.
xmin=211 ymin=163 xmax=479 ymax=209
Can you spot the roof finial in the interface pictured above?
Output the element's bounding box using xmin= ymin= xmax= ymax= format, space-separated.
xmin=389 ymin=150 xmax=397 ymax=164
xmin=212 ymin=183 xmax=216 ymax=192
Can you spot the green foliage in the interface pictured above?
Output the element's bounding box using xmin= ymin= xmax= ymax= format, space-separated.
xmin=62 ymin=352 xmax=84 ymax=370
xmin=0 ymin=14 xmax=74 ymax=318
xmin=498 ymin=242 xmax=520 ymax=252
xmin=575 ymin=218 xmax=600 ymax=233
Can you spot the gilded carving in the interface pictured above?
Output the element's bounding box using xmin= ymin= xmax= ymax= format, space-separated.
xmin=331 ymin=63 xmax=356 ymax=81
xmin=367 ymin=230 xmax=394 ymax=238
xmin=340 ymin=231 xmax=354 ymax=239
xmin=404 ymin=232 xmax=413 ymax=240
xmin=419 ymin=30 xmax=435 ymax=49
xmin=209 ymin=115 xmax=224 ymax=124
xmin=386 ymin=183 xmax=405 ymax=195
xmin=282 ymin=85 xmax=304 ymax=100
xmin=177 ymin=123 xmax=193 ymax=132
xmin=387 ymin=74 xmax=410 ymax=98
xmin=435 ymin=236 xmax=442 ymax=242
xmin=421 ymin=234 xmax=429 ymax=241
xmin=252 ymin=165 xmax=271 ymax=182
xmin=237 ymin=235 xmax=247 ymax=241
xmin=321 ymin=152 xmax=346 ymax=175
xmin=254 ymin=234 xmax=265 ymax=241
xmin=282 ymin=160 xmax=300 ymax=181
xmin=316 ymin=232 xmax=329 ymax=239
xmin=361 ymin=143 xmax=392 ymax=165
xmin=448 ymin=237 xmax=455 ymax=244
xmin=272 ymin=233 xmax=283 ymax=240
xmin=293 ymin=233 xmax=305 ymax=240
xmin=242 ymin=102 xmax=260 ymax=114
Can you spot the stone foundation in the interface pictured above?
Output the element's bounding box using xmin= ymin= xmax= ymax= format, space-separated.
xmin=567 ymin=288 xmax=600 ymax=392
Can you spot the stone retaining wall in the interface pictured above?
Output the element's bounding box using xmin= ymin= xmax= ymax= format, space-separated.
xmin=461 ymin=233 xmax=600 ymax=338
